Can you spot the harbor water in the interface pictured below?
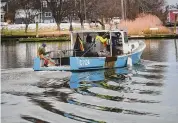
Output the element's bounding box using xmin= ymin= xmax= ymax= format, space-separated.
xmin=1 ymin=39 xmax=178 ymax=123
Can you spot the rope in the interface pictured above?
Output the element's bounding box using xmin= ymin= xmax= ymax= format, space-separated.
xmin=81 ymin=40 xmax=96 ymax=57
xmin=81 ymin=32 xmax=109 ymax=57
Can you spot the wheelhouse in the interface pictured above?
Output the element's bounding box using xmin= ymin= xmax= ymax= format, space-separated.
xmin=70 ymin=30 xmax=130 ymax=57
xmin=51 ymin=30 xmax=131 ymax=66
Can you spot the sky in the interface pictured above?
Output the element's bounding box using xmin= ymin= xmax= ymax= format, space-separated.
xmin=167 ymin=0 xmax=177 ymax=5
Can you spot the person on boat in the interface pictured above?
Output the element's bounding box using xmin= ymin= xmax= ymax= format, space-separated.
xmin=95 ymin=33 xmax=110 ymax=56
xmin=73 ymin=34 xmax=85 ymax=56
xmin=74 ymin=34 xmax=84 ymax=52
xmin=37 ymin=43 xmax=56 ymax=67
xmin=95 ymin=36 xmax=107 ymax=47
xmin=84 ymin=34 xmax=93 ymax=52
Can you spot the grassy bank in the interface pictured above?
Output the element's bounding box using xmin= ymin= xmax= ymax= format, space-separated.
xmin=2 ymin=33 xmax=178 ymax=42
xmin=128 ymin=34 xmax=178 ymax=39
xmin=1 ymin=29 xmax=36 ymax=36
xmin=1 ymin=22 xmax=178 ymax=42
xmin=2 ymin=31 xmax=178 ymax=41
xmin=19 ymin=36 xmax=70 ymax=42
xmin=1 ymin=29 xmax=70 ymax=42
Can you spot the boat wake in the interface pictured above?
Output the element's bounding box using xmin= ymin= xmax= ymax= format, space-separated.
xmin=1 ymin=60 xmax=178 ymax=123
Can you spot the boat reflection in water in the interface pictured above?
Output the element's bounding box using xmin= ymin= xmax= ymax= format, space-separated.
xmin=69 ymin=67 xmax=130 ymax=89
xmin=67 ymin=64 xmax=165 ymax=121
xmin=67 ymin=67 xmax=141 ymax=122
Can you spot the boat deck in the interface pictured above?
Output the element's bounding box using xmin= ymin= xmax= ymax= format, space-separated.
xmin=38 ymin=65 xmax=107 ymax=71
xmin=39 ymin=66 xmax=71 ymax=71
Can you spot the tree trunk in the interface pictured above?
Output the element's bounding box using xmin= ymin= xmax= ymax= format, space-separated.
xmin=25 ymin=24 xmax=29 ymax=33
xmin=101 ymin=17 xmax=105 ymax=30
xmin=80 ymin=18 xmax=84 ymax=30
xmin=36 ymin=22 xmax=39 ymax=37
xmin=69 ymin=16 xmax=73 ymax=31
xmin=56 ymin=23 xmax=61 ymax=31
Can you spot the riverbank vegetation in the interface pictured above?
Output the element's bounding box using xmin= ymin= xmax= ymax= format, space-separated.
xmin=18 ymin=36 xmax=69 ymax=42
xmin=2 ymin=0 xmax=177 ymax=40
xmin=119 ymin=14 xmax=170 ymax=35
xmin=4 ymin=0 xmax=168 ymax=31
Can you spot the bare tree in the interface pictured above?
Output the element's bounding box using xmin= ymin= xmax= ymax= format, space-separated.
xmin=64 ymin=0 xmax=76 ymax=31
xmin=86 ymin=0 xmax=121 ymax=29
xmin=71 ymin=0 xmax=85 ymax=29
xmin=125 ymin=0 xmax=166 ymax=20
xmin=14 ymin=0 xmax=41 ymax=33
xmin=4 ymin=0 xmax=18 ymax=23
xmin=46 ymin=0 xmax=69 ymax=30
xmin=46 ymin=0 xmax=166 ymax=30
xmin=72 ymin=0 xmax=121 ymax=29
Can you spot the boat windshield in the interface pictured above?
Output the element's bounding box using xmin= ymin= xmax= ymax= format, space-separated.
xmin=124 ymin=32 xmax=128 ymax=43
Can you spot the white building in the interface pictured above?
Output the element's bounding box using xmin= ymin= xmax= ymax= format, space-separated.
xmin=1 ymin=0 xmax=7 ymax=22
xmin=14 ymin=0 xmax=55 ymax=24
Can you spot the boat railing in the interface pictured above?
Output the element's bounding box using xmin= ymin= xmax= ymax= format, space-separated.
xmin=56 ymin=49 xmax=78 ymax=66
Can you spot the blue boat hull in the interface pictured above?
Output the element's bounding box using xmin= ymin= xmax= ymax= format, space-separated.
xmin=33 ymin=50 xmax=143 ymax=71
xmin=69 ymin=50 xmax=143 ymax=71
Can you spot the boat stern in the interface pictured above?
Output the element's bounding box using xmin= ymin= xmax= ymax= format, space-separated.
xmin=33 ymin=57 xmax=41 ymax=71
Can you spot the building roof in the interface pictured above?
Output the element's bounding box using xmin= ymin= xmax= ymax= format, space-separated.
xmin=1 ymin=2 xmax=6 ymax=7
xmin=1 ymin=1 xmax=6 ymax=13
xmin=1 ymin=0 xmax=8 ymax=2
xmin=15 ymin=9 xmax=41 ymax=18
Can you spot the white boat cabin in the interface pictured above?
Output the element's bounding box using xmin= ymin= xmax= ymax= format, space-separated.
xmin=70 ymin=30 xmax=134 ymax=57
xmin=52 ymin=30 xmax=142 ymax=66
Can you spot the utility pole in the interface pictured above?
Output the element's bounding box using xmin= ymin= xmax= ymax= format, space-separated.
xmin=124 ymin=0 xmax=127 ymax=19
xmin=80 ymin=0 xmax=84 ymax=30
xmin=121 ymin=0 xmax=125 ymax=20
xmin=80 ymin=0 xmax=82 ymax=15
xmin=41 ymin=1 xmax=43 ymax=23
xmin=75 ymin=0 xmax=76 ymax=7
xmin=84 ymin=0 xmax=87 ymax=22
xmin=6 ymin=1 xmax=8 ymax=13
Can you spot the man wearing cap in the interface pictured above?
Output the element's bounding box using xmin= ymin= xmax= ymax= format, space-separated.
xmin=37 ymin=43 xmax=56 ymax=67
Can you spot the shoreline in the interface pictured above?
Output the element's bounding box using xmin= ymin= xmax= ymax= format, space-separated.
xmin=1 ymin=34 xmax=178 ymax=42
xmin=128 ymin=34 xmax=178 ymax=39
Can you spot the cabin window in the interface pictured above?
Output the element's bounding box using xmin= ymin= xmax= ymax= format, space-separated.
xmin=124 ymin=32 xmax=128 ymax=43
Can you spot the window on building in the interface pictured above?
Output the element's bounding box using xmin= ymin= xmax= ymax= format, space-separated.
xmin=43 ymin=1 xmax=47 ymax=8
xmin=1 ymin=14 xmax=4 ymax=22
xmin=45 ymin=12 xmax=52 ymax=17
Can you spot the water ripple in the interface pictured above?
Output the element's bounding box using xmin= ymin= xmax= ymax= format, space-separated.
xmin=1 ymin=63 xmax=168 ymax=123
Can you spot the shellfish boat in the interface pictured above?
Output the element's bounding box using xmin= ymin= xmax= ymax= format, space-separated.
xmin=33 ymin=30 xmax=146 ymax=71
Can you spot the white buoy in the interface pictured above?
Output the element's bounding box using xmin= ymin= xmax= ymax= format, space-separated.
xmin=127 ymin=56 xmax=132 ymax=68
xmin=127 ymin=56 xmax=133 ymax=80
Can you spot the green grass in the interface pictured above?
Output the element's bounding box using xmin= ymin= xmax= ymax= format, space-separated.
xmin=1 ymin=28 xmax=36 ymax=36
xmin=2 ymin=28 xmax=177 ymax=41
xmin=19 ymin=36 xmax=70 ymax=42
xmin=1 ymin=27 xmax=83 ymax=36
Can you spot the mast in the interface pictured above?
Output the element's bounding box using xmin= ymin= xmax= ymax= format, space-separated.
xmin=121 ymin=0 xmax=125 ymax=20
xmin=80 ymin=0 xmax=84 ymax=30
xmin=84 ymin=0 xmax=87 ymax=22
